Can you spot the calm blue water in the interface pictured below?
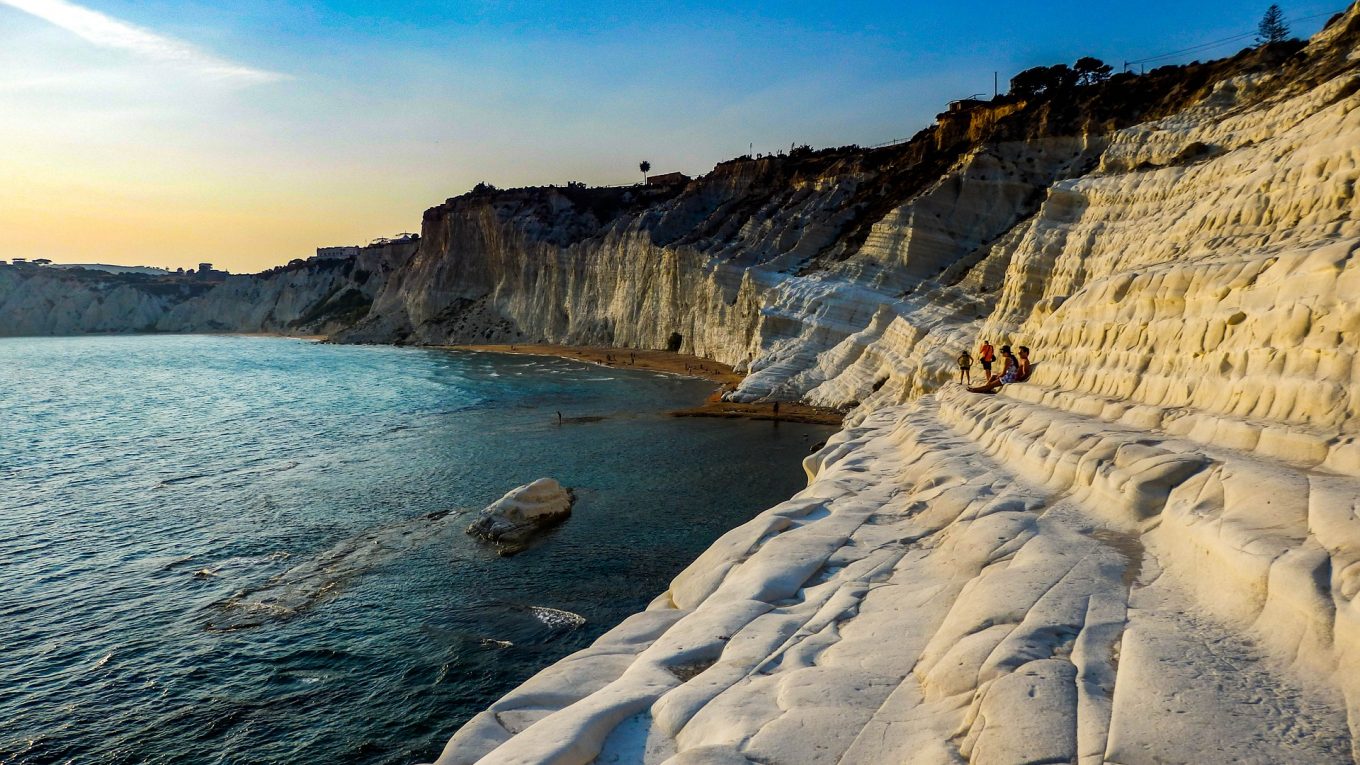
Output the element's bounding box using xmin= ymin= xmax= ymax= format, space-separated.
xmin=0 ymin=335 xmax=831 ymax=765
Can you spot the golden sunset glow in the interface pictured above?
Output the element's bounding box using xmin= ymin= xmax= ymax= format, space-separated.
xmin=1 ymin=0 xmax=1334 ymax=273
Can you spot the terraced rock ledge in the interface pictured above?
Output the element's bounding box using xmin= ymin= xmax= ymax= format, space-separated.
xmin=423 ymin=8 xmax=1360 ymax=764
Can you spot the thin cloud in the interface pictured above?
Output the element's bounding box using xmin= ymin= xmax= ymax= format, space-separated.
xmin=0 ymin=0 xmax=284 ymax=83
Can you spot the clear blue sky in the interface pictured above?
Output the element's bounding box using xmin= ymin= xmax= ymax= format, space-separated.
xmin=0 ymin=0 xmax=1344 ymax=270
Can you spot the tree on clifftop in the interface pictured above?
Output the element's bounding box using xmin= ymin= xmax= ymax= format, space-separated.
xmin=1010 ymin=57 xmax=1113 ymax=98
xmin=1257 ymin=4 xmax=1290 ymax=44
xmin=639 ymin=160 xmax=651 ymax=184
xmin=1074 ymin=57 xmax=1113 ymax=86
xmin=1009 ymin=64 xmax=1077 ymax=98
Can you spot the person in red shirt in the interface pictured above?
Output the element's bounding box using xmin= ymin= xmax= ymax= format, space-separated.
xmin=969 ymin=345 xmax=1019 ymax=394
xmin=978 ymin=340 xmax=995 ymax=377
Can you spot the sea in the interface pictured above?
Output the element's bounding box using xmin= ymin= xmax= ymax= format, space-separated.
xmin=0 ymin=335 xmax=832 ymax=765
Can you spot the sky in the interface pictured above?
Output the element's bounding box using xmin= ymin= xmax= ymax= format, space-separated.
xmin=0 ymin=0 xmax=1343 ymax=273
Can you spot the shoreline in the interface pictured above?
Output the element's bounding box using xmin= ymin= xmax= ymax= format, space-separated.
xmin=230 ymin=332 xmax=327 ymax=341
xmin=442 ymin=344 xmax=845 ymax=426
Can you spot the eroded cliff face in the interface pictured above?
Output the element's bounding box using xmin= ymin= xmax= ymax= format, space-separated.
xmin=0 ymin=266 xmax=187 ymax=336
xmin=423 ymin=7 xmax=1360 ymax=765
xmin=0 ymin=242 xmax=414 ymax=337
xmin=338 ymin=29 xmax=1342 ymax=424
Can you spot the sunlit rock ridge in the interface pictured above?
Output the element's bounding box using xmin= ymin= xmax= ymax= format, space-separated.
xmin=408 ymin=8 xmax=1360 ymax=764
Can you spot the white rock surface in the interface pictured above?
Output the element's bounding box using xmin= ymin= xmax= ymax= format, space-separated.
xmin=433 ymin=387 xmax=1359 ymax=765
xmin=427 ymin=8 xmax=1360 ymax=764
xmin=466 ymin=478 xmax=574 ymax=552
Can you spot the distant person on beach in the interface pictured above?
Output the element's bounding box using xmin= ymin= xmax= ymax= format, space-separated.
xmin=978 ymin=340 xmax=995 ymax=377
xmin=968 ymin=345 xmax=1021 ymax=394
xmin=957 ymin=350 xmax=973 ymax=384
xmin=1016 ymin=346 xmax=1032 ymax=381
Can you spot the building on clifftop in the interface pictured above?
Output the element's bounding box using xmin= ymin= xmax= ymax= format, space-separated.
xmin=646 ymin=171 xmax=690 ymax=186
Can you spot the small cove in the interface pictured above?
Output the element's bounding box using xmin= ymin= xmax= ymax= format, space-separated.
xmin=0 ymin=334 xmax=832 ymax=765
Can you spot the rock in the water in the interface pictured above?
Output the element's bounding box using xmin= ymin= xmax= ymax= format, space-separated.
xmin=465 ymin=478 xmax=573 ymax=554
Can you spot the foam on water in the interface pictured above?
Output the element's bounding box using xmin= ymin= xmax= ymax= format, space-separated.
xmin=0 ymin=335 xmax=831 ymax=765
xmin=526 ymin=606 xmax=588 ymax=629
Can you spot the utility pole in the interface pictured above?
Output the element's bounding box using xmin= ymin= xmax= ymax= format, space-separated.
xmin=993 ymin=71 xmax=998 ymax=98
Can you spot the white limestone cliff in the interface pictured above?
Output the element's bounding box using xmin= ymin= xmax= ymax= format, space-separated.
xmin=423 ymin=6 xmax=1360 ymax=763
xmin=0 ymin=241 xmax=413 ymax=337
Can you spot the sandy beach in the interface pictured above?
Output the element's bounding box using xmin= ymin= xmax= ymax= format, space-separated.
xmin=230 ymin=332 xmax=328 ymax=342
xmin=444 ymin=344 xmax=844 ymax=426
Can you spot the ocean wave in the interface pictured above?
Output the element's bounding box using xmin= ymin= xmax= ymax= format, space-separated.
xmin=156 ymin=459 xmax=301 ymax=489
xmin=159 ymin=555 xmax=197 ymax=571
xmin=191 ymin=551 xmax=291 ymax=579
xmin=526 ymin=606 xmax=585 ymax=629
xmin=156 ymin=472 xmax=214 ymax=487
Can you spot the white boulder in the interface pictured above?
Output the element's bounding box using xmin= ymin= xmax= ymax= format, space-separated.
xmin=466 ymin=478 xmax=573 ymax=554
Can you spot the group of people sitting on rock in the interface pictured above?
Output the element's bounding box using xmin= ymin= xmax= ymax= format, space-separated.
xmin=957 ymin=339 xmax=1031 ymax=394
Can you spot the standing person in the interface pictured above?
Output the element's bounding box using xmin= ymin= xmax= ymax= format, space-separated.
xmin=957 ymin=350 xmax=973 ymax=384
xmin=979 ymin=340 xmax=995 ymax=379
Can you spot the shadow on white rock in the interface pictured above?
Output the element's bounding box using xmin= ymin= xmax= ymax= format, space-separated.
xmin=466 ymin=478 xmax=575 ymax=556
